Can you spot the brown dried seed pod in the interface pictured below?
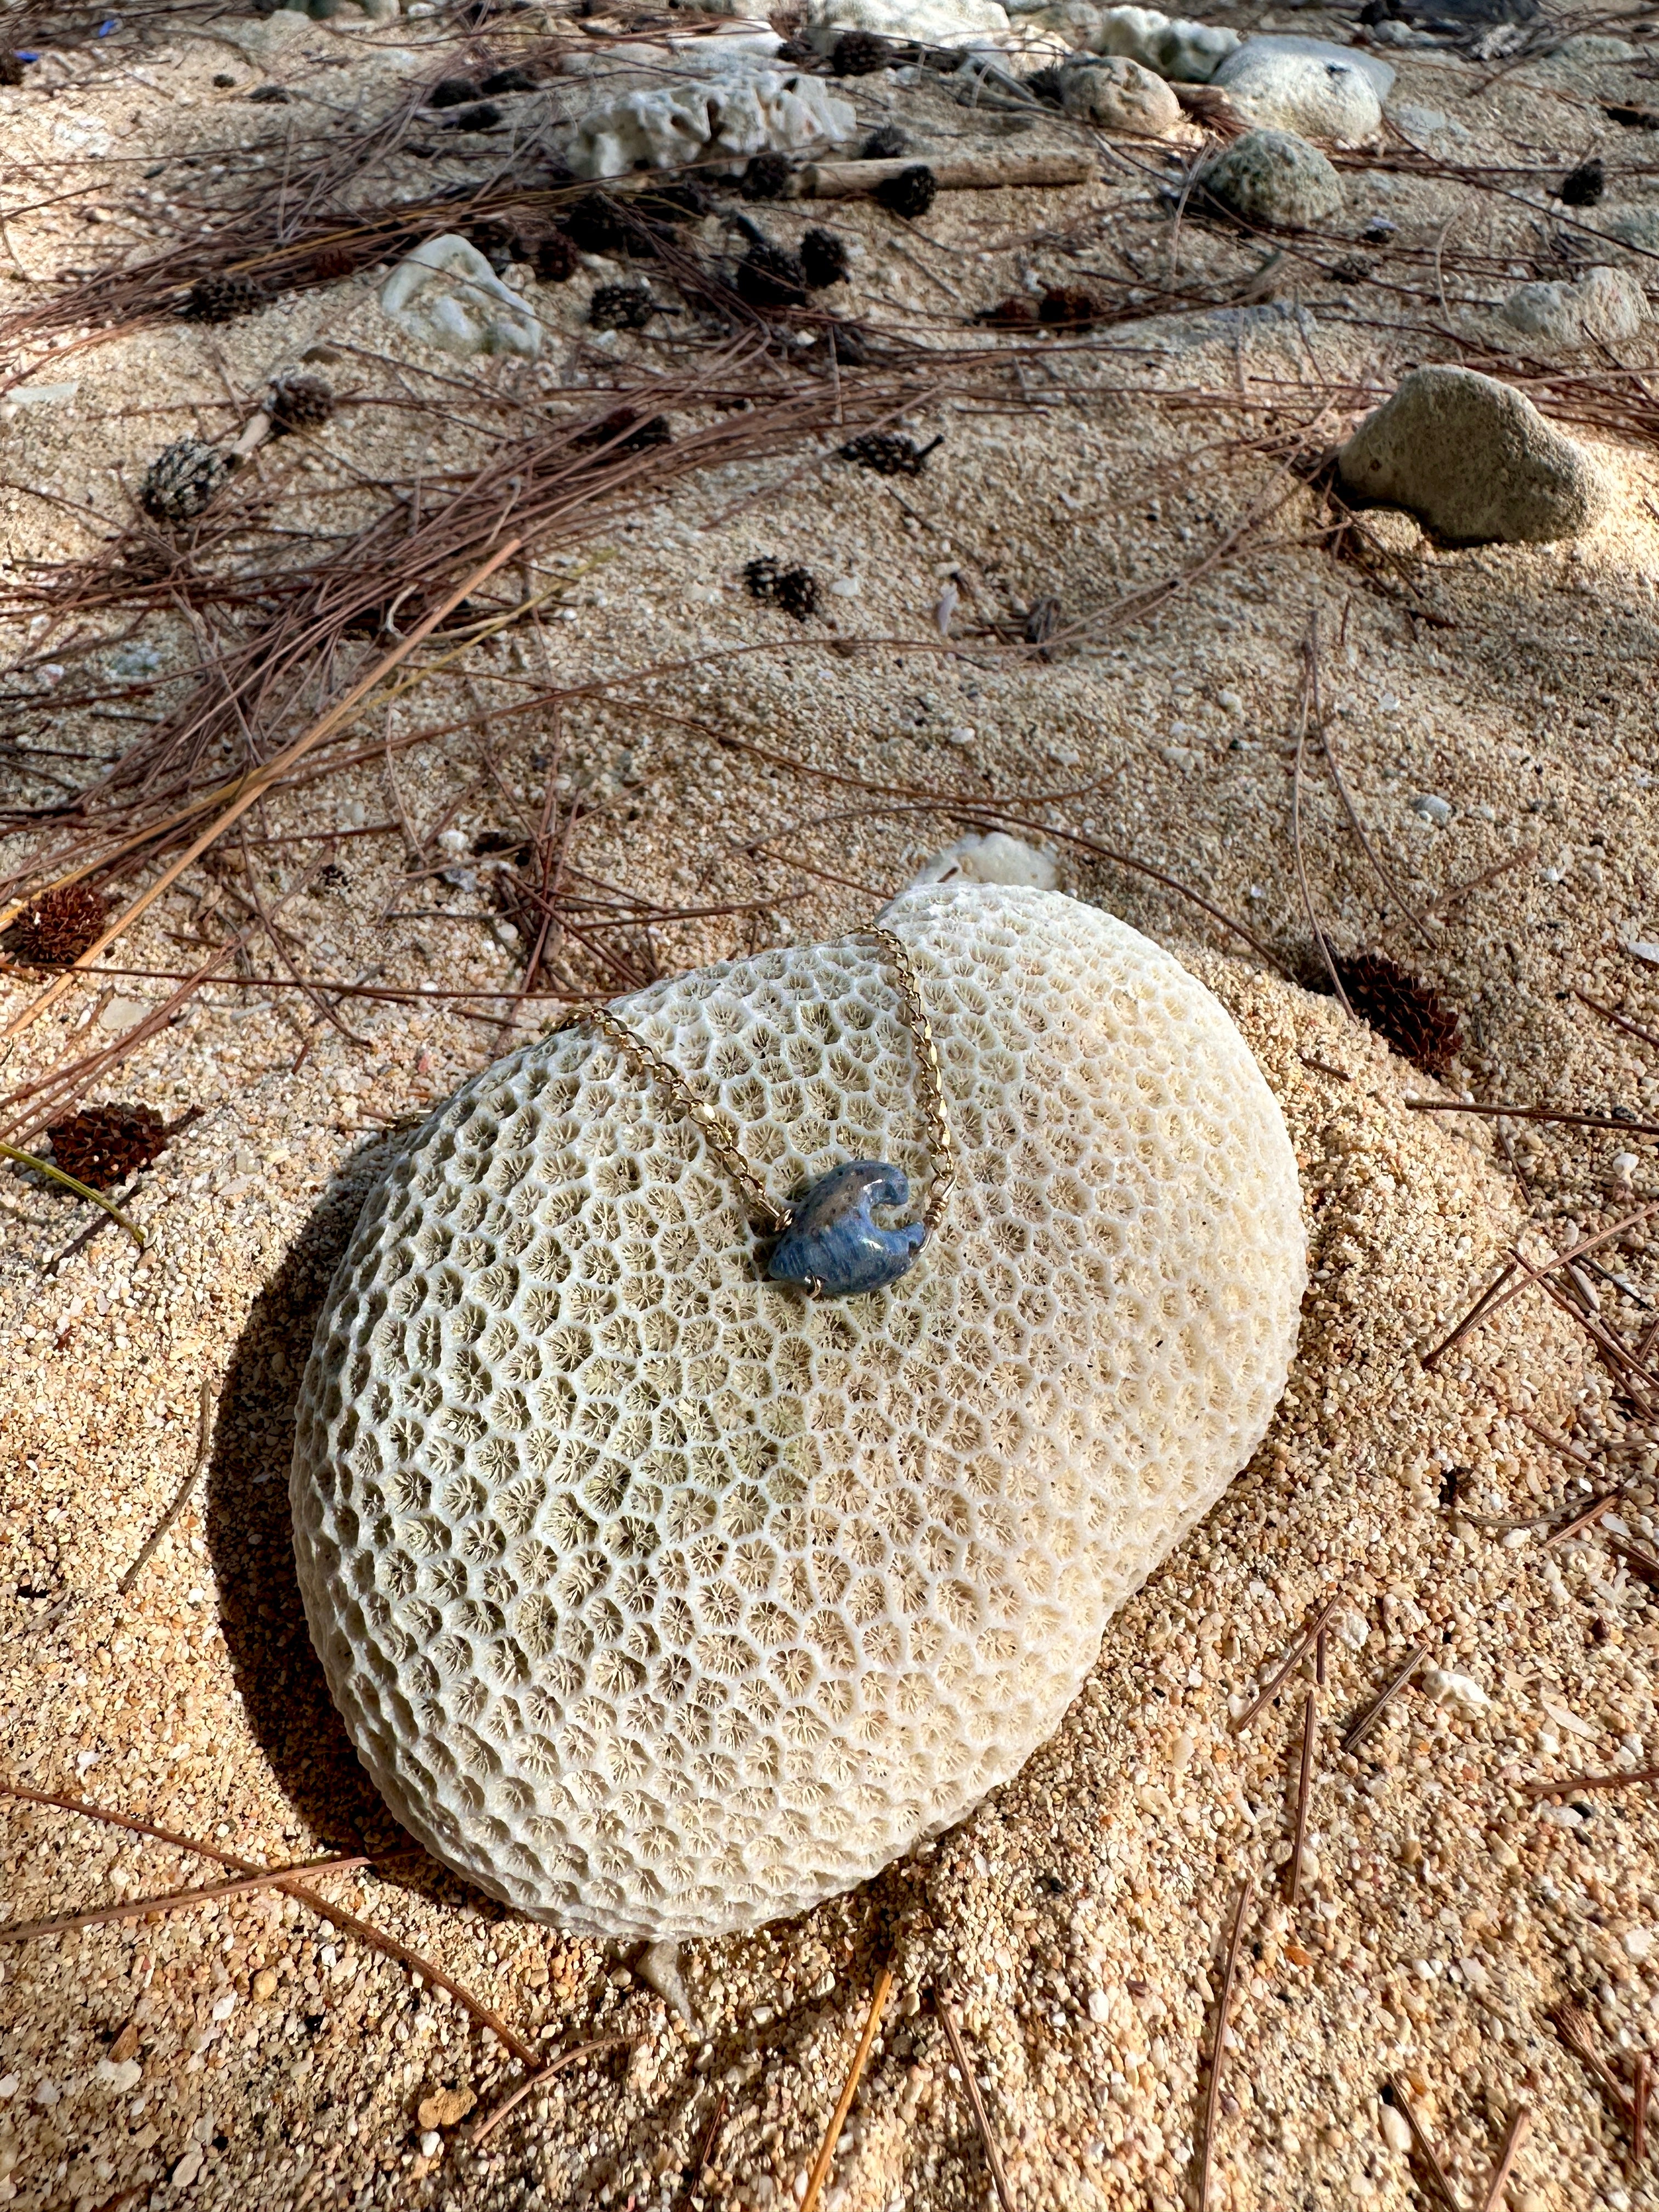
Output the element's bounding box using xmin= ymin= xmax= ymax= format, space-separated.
xmin=267 ymin=372 xmax=335 ymax=435
xmin=140 ymin=438 xmax=230 ymax=523
xmin=1334 ymin=949 xmax=1464 ymax=1078
xmin=0 ymin=883 xmax=108 ymax=969
xmin=185 ymin=269 xmax=268 ymax=323
xmin=46 ymin=1103 xmax=172 ymax=1191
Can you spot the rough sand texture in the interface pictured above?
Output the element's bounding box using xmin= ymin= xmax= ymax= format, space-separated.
xmin=4 ymin=2 xmax=1659 ymax=2209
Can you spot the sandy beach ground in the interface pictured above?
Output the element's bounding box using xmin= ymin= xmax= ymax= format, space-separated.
xmin=5 ymin=1 xmax=1659 ymax=2205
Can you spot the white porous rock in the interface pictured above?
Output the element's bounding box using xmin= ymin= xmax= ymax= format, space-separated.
xmin=1503 ymin=265 xmax=1647 ymax=349
xmin=380 ymin=236 xmax=541 ymax=359
xmin=1218 ymin=32 xmax=1391 ymax=96
xmin=1338 ymin=365 xmax=1610 ymax=544
xmin=1211 ymin=38 xmax=1383 ymax=145
xmin=291 ymin=885 xmax=1305 ymax=1939
xmin=1421 ymin=1667 xmax=1488 ymax=1717
xmin=1062 ymin=4 xmax=1239 ymax=81
xmin=1057 ymin=54 xmax=1181 ymax=133
xmin=804 ymin=0 xmax=1013 ymax=50
xmin=906 ymin=832 xmax=1060 ymax=891
xmin=569 ymin=65 xmax=854 ymax=177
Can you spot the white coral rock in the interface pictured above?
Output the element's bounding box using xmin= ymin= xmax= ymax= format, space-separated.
xmin=805 ymin=0 xmax=1014 ymax=49
xmin=291 ymin=885 xmax=1306 ymax=1938
xmin=906 ymin=831 xmax=1060 ymax=890
xmin=379 ymin=235 xmax=541 ymax=359
xmin=1503 ymin=265 xmax=1647 ymax=349
xmin=1063 ymin=3 xmax=1240 ymax=81
xmin=569 ymin=65 xmax=854 ymax=178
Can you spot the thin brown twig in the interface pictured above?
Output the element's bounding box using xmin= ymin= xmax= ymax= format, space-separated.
xmin=116 ymin=1374 xmax=214 ymax=1595
xmin=1543 ymin=1492 xmax=1616 ymax=1549
xmin=1479 ymin=2106 xmax=1530 ymax=2212
xmin=1518 ymin=1414 xmax=1598 ymax=1471
xmin=1234 ymin=1589 xmax=1346 ymax=1731
xmin=934 ymin=1988 xmax=1015 ymax=2212
xmin=1404 ymin=1098 xmax=1659 ymax=1137
xmin=801 ymin=1961 xmax=896 ymax=2212
xmin=1341 ymin=1643 xmax=1431 ymax=1755
xmin=1286 ymin=1685 xmax=1318 ymax=1909
xmin=0 ymin=1782 xmax=536 ymax=2066
xmin=1423 ymin=1203 xmax=1659 ymax=1361
xmin=1526 ymin=1765 xmax=1659 ymax=1798
xmin=1197 ymin=1877 xmax=1253 ymax=2212
xmin=1387 ymin=2077 xmax=1465 ymax=2212
xmin=1575 ymin=987 xmax=1659 ymax=1056
xmin=466 ymin=2038 xmax=634 ymax=2147
xmin=1553 ymin=2003 xmax=1638 ymax=2136
xmin=1 ymin=1852 xmax=373 ymax=1945
xmin=2 ymin=537 xmax=527 ymax=1043
xmin=1291 ymin=618 xmax=1352 ymax=1015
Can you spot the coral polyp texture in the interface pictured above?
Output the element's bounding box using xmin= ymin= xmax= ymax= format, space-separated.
xmin=290 ymin=886 xmax=1305 ymax=1938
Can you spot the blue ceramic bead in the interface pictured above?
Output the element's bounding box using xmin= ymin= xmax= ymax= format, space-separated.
xmin=767 ymin=1160 xmax=927 ymax=1298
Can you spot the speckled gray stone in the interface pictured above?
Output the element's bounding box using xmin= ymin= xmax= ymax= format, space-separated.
xmin=1199 ymin=128 xmax=1342 ymax=228
xmin=1338 ymin=365 xmax=1610 ymax=544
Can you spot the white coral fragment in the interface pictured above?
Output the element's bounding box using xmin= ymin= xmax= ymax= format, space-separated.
xmin=291 ymin=886 xmax=1306 ymax=1939
xmin=379 ymin=234 xmax=541 ymax=359
xmin=569 ymin=66 xmax=855 ymax=179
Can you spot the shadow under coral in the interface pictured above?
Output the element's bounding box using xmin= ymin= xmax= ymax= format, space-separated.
xmin=204 ymin=1132 xmax=439 ymax=1870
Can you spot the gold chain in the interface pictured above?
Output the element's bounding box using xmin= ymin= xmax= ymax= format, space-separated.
xmin=563 ymin=929 xmax=953 ymax=1239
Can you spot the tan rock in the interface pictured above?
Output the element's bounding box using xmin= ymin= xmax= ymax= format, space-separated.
xmin=416 ymin=2085 xmax=475 ymax=2130
xmin=1057 ymin=55 xmax=1182 ymax=134
xmin=1338 ymin=365 xmax=1610 ymax=544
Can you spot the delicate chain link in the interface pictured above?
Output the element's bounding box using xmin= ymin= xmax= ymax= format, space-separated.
xmin=561 ymin=932 xmax=952 ymax=1239
xmin=583 ymin=1007 xmax=792 ymax=1234
xmin=864 ymin=927 xmax=955 ymax=1231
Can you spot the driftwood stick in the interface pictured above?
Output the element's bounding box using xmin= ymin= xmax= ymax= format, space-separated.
xmin=792 ymin=154 xmax=1093 ymax=199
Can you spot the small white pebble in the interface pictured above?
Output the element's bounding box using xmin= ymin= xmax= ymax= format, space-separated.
xmin=1422 ymin=1667 xmax=1488 ymax=1716
xmin=1380 ymin=2103 xmax=1412 ymax=2153
xmin=0 ymin=2075 xmax=16 ymax=2098
xmin=211 ymin=1994 xmax=236 ymax=2022
xmin=419 ymin=2130 xmax=442 ymax=2158
xmin=32 ymin=2080 xmax=59 ymax=2108
xmin=1087 ymin=1990 xmax=1111 ymax=2023
xmin=1410 ymin=793 xmax=1453 ymax=827
xmin=1627 ymin=1929 xmax=1653 ymax=1960
xmin=1217 ymin=687 xmax=1244 ymax=715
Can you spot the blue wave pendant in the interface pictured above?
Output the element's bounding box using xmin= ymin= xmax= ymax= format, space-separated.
xmin=767 ymin=1160 xmax=927 ymax=1299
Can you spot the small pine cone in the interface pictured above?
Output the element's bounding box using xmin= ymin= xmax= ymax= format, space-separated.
xmin=268 ymin=372 xmax=335 ymax=435
xmin=310 ymin=244 xmax=356 ymax=283
xmin=832 ymin=30 xmax=891 ymax=74
xmin=428 ymin=75 xmax=479 ymax=109
xmin=874 ymin=164 xmax=937 ymax=220
xmin=589 ymin=282 xmax=657 ymax=331
xmin=573 ymin=407 xmax=670 ymax=455
xmin=1332 ymin=949 xmax=1464 ymax=1079
xmin=185 ymin=269 xmax=268 ymax=323
xmin=740 ymin=153 xmax=791 ymax=202
xmin=773 ymin=566 xmax=816 ymax=620
xmin=861 ymin=123 xmax=906 ymax=160
xmin=140 ymin=438 xmax=230 ymax=523
xmin=800 ymin=229 xmax=848 ymax=290
xmin=838 ymin=430 xmax=933 ymax=478
xmin=533 ymin=230 xmax=581 ymax=284
xmin=736 ymin=242 xmax=807 ymax=312
xmin=46 ymin=1103 xmax=171 ymax=1192
xmin=0 ymin=882 xmax=108 ymax=969
xmin=1038 ymin=284 xmax=1104 ymax=328
xmin=744 ymin=557 xmax=815 ymax=619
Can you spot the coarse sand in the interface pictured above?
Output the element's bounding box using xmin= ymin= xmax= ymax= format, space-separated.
xmin=5 ymin=4 xmax=1659 ymax=2209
